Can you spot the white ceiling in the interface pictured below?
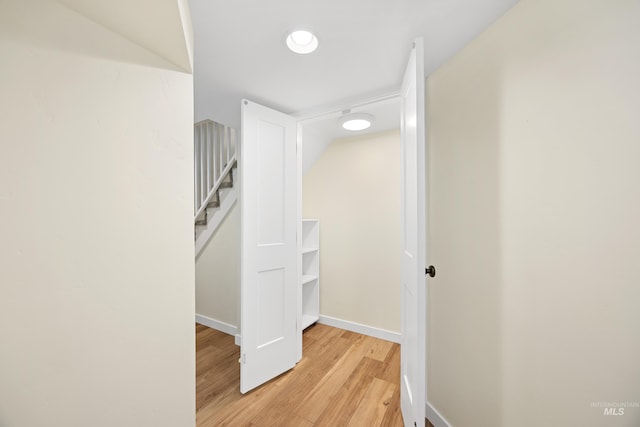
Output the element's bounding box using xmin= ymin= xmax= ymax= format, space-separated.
xmin=189 ymin=0 xmax=519 ymax=172
xmin=298 ymin=95 xmax=401 ymax=173
xmin=190 ymin=0 xmax=519 ymax=128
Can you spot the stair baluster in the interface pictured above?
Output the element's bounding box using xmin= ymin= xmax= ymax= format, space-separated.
xmin=194 ymin=119 xmax=238 ymax=227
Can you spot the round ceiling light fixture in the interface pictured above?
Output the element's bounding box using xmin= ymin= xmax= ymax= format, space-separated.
xmin=286 ymin=30 xmax=318 ymax=54
xmin=338 ymin=113 xmax=375 ymax=131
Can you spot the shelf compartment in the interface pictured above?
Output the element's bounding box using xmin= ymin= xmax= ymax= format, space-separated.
xmin=302 ymin=314 xmax=319 ymax=330
xmin=302 ymin=219 xmax=319 ymax=248
xmin=301 ymin=274 xmax=318 ymax=285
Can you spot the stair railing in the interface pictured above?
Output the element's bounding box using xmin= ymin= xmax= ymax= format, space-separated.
xmin=194 ymin=119 xmax=237 ymax=222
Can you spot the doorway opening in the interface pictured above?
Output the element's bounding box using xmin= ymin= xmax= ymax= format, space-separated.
xmin=194 ymin=38 xmax=426 ymax=425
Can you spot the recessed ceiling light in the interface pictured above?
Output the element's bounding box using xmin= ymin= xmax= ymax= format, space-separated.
xmin=286 ymin=30 xmax=318 ymax=54
xmin=338 ymin=113 xmax=375 ymax=131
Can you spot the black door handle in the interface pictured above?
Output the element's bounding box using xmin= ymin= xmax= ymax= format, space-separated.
xmin=425 ymin=265 xmax=436 ymax=278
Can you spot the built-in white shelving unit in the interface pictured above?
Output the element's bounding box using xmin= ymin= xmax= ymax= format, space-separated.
xmin=301 ymin=219 xmax=320 ymax=329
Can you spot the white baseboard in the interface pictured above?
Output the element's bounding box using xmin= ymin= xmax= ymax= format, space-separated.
xmin=426 ymin=401 xmax=452 ymax=427
xmin=195 ymin=314 xmax=238 ymax=336
xmin=317 ymin=315 xmax=401 ymax=343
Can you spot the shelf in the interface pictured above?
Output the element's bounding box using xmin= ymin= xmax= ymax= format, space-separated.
xmin=302 ymin=314 xmax=319 ymax=330
xmin=301 ymin=275 xmax=318 ymax=285
xmin=301 ymin=219 xmax=319 ymax=338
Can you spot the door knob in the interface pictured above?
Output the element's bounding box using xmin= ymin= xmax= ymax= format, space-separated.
xmin=425 ymin=265 xmax=436 ymax=278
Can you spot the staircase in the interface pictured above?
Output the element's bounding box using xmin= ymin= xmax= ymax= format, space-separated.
xmin=194 ymin=119 xmax=238 ymax=257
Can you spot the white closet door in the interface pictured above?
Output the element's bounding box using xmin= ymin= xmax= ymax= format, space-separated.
xmin=400 ymin=38 xmax=427 ymax=426
xmin=240 ymin=99 xmax=298 ymax=394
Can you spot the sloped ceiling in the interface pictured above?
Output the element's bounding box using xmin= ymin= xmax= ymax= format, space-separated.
xmin=59 ymin=0 xmax=193 ymax=72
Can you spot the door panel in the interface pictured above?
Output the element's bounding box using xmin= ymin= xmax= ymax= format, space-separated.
xmin=400 ymin=38 xmax=427 ymax=426
xmin=240 ymin=99 xmax=298 ymax=394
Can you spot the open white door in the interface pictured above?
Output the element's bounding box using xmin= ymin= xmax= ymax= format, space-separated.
xmin=240 ymin=99 xmax=298 ymax=394
xmin=400 ymin=38 xmax=427 ymax=426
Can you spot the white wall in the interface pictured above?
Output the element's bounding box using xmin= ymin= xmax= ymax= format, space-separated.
xmin=195 ymin=203 xmax=240 ymax=329
xmin=427 ymin=0 xmax=640 ymax=426
xmin=0 ymin=2 xmax=195 ymax=426
xmin=303 ymin=130 xmax=401 ymax=333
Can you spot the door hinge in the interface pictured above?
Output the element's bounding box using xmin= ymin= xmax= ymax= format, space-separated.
xmin=239 ymin=353 xmax=246 ymax=364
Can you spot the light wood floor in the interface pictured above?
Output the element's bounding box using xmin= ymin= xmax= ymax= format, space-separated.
xmin=196 ymin=323 xmax=408 ymax=426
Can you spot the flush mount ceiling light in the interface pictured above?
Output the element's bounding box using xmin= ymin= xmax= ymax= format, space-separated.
xmin=338 ymin=113 xmax=375 ymax=131
xmin=286 ymin=30 xmax=318 ymax=54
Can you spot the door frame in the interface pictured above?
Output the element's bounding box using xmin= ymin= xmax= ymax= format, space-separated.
xmin=235 ymin=57 xmax=427 ymax=414
xmin=296 ymin=121 xmax=303 ymax=362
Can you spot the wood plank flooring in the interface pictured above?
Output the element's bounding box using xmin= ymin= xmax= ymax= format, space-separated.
xmin=196 ymin=323 xmax=405 ymax=426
